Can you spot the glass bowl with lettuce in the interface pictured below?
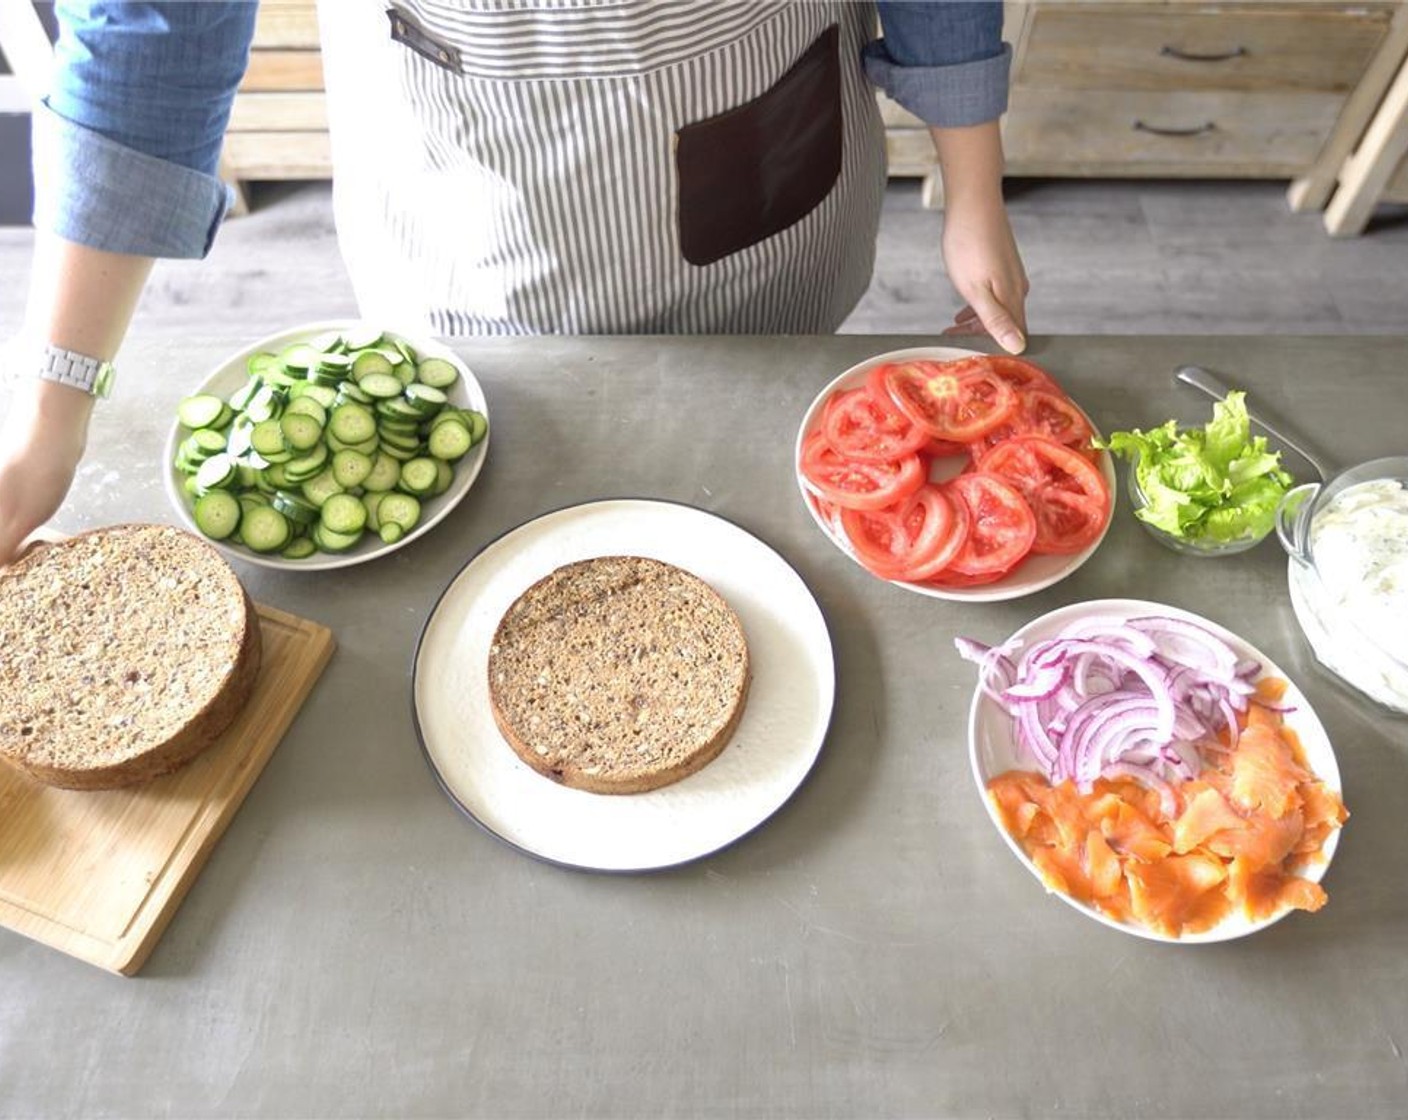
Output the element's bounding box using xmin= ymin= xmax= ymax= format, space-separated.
xmin=1097 ymin=391 xmax=1295 ymax=556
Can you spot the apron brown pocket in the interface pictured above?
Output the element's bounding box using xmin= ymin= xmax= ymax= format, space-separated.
xmin=675 ymin=24 xmax=842 ymax=267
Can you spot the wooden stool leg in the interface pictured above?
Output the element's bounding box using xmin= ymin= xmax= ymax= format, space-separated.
xmin=1289 ymin=5 xmax=1408 ymax=215
xmin=920 ymin=169 xmax=944 ymax=211
xmin=1324 ymin=55 xmax=1408 ymax=237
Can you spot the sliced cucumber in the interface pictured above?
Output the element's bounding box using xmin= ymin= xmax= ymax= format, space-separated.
xmin=466 ymin=410 xmax=488 ymax=445
xmin=342 ymin=324 xmax=384 ymax=351
xmin=283 ymin=396 xmax=328 ymax=427
xmin=278 ymin=343 xmax=318 ymax=372
xmin=192 ymin=428 xmax=228 ymax=454
xmin=272 ymin=490 xmax=319 ymax=525
xmin=321 ymin=492 xmax=368 ymax=534
xmin=313 ymin=523 xmax=363 ymax=553
xmin=194 ymin=491 xmax=240 ymax=540
xmin=378 ymin=493 xmax=421 ymax=532
xmin=397 ymin=457 xmax=439 ymax=496
xmin=242 ymin=506 xmax=292 ymax=553
xmin=358 ymin=372 xmax=404 ymax=399
xmin=283 ymin=442 xmax=330 ymax=483
xmin=362 ymin=491 xmax=387 ymax=532
xmin=416 ymin=357 xmax=460 ymax=390
xmin=195 ymin=453 xmax=237 ymax=493
xmin=280 ymin=536 xmax=317 ymax=560
xmin=178 ymin=394 xmax=227 ymax=430
xmin=246 ymin=352 xmax=281 ymax=380
xmin=332 ymin=449 xmax=374 ymax=489
xmin=352 ymin=350 xmax=395 ymax=383
xmin=329 ymin=403 xmax=377 ymax=444
xmin=280 ymin=411 xmax=323 ymax=451
xmin=251 ymin=419 xmax=288 ymax=457
xmin=428 ymin=421 xmax=472 ymax=462
xmin=432 ymin=460 xmax=454 ymax=496
xmin=363 ymin=452 xmax=401 ymax=492
xmin=301 ymin=468 xmax=345 ymax=508
xmin=178 ymin=326 xmax=483 ymax=558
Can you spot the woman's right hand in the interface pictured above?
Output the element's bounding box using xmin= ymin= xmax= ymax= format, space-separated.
xmin=0 ymin=380 xmax=94 ymax=566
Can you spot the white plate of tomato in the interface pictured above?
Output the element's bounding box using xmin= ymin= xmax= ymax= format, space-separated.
xmin=794 ymin=347 xmax=1116 ymax=602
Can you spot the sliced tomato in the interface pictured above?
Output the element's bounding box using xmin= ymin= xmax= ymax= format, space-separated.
xmin=978 ymin=436 xmax=1111 ymax=555
xmin=877 ymin=361 xmax=1019 ymax=443
xmin=839 ymin=483 xmax=968 ymax=582
xmin=981 ymin=355 xmax=1060 ymax=393
xmin=822 ymin=386 xmax=928 ymax=463
xmin=807 ymin=492 xmax=847 ymax=542
xmin=968 ymin=388 xmax=1095 ymax=458
xmin=923 ymin=436 xmax=969 ymax=459
xmin=922 ymin=563 xmax=1016 ymax=589
xmin=941 ymin=472 xmax=1036 ymax=576
xmin=799 ymin=431 xmax=926 ymax=512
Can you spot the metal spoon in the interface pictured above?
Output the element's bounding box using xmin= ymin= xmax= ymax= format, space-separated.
xmin=1173 ymin=365 xmax=1336 ymax=482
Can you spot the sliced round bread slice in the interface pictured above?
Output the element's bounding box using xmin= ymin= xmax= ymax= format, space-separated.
xmin=487 ymin=555 xmax=750 ymax=794
xmin=0 ymin=524 xmax=262 ymax=790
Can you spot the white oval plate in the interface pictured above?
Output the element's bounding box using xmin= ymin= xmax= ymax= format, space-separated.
xmin=412 ymin=499 xmax=836 ymax=871
xmin=162 ymin=319 xmax=489 ymax=571
xmin=794 ymin=346 xmax=1116 ymax=602
xmin=968 ymin=598 xmax=1344 ymax=943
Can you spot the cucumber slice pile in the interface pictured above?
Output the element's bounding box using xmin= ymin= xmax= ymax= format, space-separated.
xmin=173 ymin=326 xmax=487 ymax=559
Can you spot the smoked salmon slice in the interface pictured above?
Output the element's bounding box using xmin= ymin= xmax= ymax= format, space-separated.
xmin=987 ymin=691 xmax=1345 ymax=937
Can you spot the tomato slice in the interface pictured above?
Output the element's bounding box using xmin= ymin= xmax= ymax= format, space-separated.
xmin=923 ymin=436 xmax=969 ymax=459
xmin=980 ymin=356 xmax=1060 ymax=394
xmin=807 ymin=492 xmax=847 ymax=542
xmin=922 ymin=563 xmax=1016 ymax=589
xmin=877 ymin=361 xmax=1019 ymax=442
xmin=839 ymin=483 xmax=968 ymax=582
xmin=941 ymin=473 xmax=1036 ymax=576
xmin=822 ymin=386 xmax=928 ymax=463
xmin=978 ymin=436 xmax=1111 ymax=555
xmin=799 ymin=431 xmax=926 ymax=512
xmin=969 ymin=388 xmax=1095 ymax=457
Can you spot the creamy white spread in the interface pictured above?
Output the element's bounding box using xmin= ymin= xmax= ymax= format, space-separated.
xmin=1290 ymin=478 xmax=1408 ymax=712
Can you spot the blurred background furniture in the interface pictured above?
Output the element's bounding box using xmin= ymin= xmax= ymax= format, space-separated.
xmin=222 ymin=0 xmax=329 ymax=215
xmin=4 ymin=0 xmax=1408 ymax=235
xmin=1317 ymin=43 xmax=1408 ymax=234
xmin=883 ymin=1 xmax=1408 ymax=216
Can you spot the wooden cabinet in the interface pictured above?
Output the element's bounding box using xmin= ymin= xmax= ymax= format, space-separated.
xmin=220 ymin=0 xmax=329 ymax=210
xmin=883 ymin=1 xmax=1406 ymax=206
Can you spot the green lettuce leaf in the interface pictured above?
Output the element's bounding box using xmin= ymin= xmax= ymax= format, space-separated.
xmin=1095 ymin=389 xmax=1295 ymax=545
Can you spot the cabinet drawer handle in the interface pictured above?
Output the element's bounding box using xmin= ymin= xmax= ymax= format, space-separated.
xmin=1160 ymin=44 xmax=1247 ymax=63
xmin=1133 ymin=120 xmax=1216 ymax=138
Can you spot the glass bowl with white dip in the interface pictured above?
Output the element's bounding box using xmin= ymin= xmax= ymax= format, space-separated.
xmin=1276 ymin=457 xmax=1408 ymax=715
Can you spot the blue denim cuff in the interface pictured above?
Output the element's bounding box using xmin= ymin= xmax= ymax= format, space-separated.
xmin=862 ymin=40 xmax=1012 ymax=127
xmin=31 ymin=103 xmax=230 ymax=259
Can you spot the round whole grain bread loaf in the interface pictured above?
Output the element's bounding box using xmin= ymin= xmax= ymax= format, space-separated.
xmin=0 ymin=524 xmax=262 ymax=790
xmin=487 ymin=555 xmax=750 ymax=794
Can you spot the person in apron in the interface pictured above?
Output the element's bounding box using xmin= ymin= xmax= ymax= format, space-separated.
xmin=2 ymin=0 xmax=1025 ymax=562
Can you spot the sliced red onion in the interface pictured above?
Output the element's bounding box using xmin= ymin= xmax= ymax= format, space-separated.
xmin=958 ymin=609 xmax=1260 ymax=801
xmin=1129 ymin=616 xmax=1239 ymax=675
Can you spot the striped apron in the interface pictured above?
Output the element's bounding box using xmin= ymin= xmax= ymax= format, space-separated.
xmin=316 ymin=0 xmax=886 ymax=335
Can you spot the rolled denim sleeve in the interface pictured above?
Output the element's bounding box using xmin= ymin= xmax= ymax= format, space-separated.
xmin=34 ymin=1 xmax=257 ymax=258
xmin=865 ymin=1 xmax=1011 ymax=128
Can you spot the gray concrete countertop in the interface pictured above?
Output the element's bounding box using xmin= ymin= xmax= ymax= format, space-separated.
xmin=2 ymin=335 xmax=1406 ymax=1119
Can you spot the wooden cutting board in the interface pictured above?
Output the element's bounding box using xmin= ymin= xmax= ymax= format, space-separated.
xmin=0 ymin=599 xmax=334 ymax=975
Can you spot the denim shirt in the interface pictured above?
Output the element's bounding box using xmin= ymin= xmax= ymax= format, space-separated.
xmin=34 ymin=1 xmax=1009 ymax=261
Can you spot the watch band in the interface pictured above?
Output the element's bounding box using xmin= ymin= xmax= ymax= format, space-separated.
xmin=36 ymin=343 xmax=115 ymax=399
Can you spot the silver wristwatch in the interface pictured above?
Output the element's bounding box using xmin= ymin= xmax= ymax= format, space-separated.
xmin=36 ymin=343 xmax=116 ymax=399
